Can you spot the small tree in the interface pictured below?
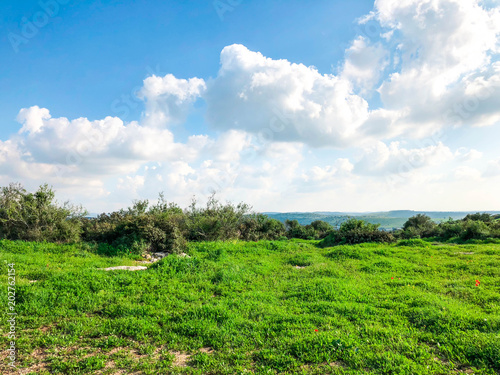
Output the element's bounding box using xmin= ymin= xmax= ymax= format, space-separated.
xmin=462 ymin=213 xmax=493 ymax=223
xmin=310 ymin=220 xmax=334 ymax=239
xmin=402 ymin=214 xmax=436 ymax=238
xmin=0 ymin=183 xmax=86 ymax=243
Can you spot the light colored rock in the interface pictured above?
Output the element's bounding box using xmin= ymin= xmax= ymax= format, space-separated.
xmin=179 ymin=253 xmax=191 ymax=258
xmin=153 ymin=252 xmax=168 ymax=259
xmin=98 ymin=266 xmax=147 ymax=271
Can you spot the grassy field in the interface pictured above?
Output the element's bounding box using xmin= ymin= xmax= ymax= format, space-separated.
xmin=1 ymin=239 xmax=499 ymax=374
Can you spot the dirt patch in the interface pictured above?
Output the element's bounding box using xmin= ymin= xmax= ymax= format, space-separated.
xmin=0 ymin=348 xmax=51 ymax=375
xmin=39 ymin=325 xmax=53 ymax=333
xmin=329 ymin=361 xmax=345 ymax=367
xmin=171 ymin=351 xmax=191 ymax=367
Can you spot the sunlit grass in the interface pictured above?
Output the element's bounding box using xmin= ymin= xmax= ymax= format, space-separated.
xmin=1 ymin=239 xmax=499 ymax=374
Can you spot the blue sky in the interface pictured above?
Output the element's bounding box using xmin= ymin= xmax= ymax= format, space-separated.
xmin=0 ymin=0 xmax=373 ymax=135
xmin=1 ymin=0 xmax=500 ymax=212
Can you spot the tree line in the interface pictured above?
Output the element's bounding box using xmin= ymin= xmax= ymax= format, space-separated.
xmin=0 ymin=183 xmax=499 ymax=255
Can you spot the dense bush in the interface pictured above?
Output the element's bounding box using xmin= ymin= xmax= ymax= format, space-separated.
xmin=285 ymin=220 xmax=317 ymax=240
xmin=0 ymin=183 xmax=86 ymax=243
xmin=184 ymin=195 xmax=251 ymax=242
xmin=319 ymin=218 xmax=395 ymax=247
xmin=82 ymin=194 xmax=286 ymax=254
xmin=401 ymin=213 xmax=500 ymax=242
xmin=82 ymin=199 xmax=187 ymax=254
xmin=239 ymin=214 xmax=286 ymax=241
xmin=462 ymin=213 xmax=494 ymax=222
xmin=285 ymin=219 xmax=333 ymax=240
xmin=5 ymin=183 xmax=500 ymax=252
xmin=401 ymin=214 xmax=437 ymax=238
xmin=310 ymin=220 xmax=334 ymax=239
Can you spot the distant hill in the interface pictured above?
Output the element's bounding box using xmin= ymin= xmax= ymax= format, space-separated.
xmin=263 ymin=210 xmax=500 ymax=229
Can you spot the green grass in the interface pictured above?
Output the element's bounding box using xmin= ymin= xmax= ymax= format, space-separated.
xmin=1 ymin=239 xmax=500 ymax=374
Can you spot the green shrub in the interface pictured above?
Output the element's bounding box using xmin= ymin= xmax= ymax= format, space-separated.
xmin=462 ymin=213 xmax=493 ymax=222
xmin=310 ymin=220 xmax=334 ymax=239
xmin=0 ymin=183 xmax=86 ymax=243
xmin=322 ymin=230 xmax=395 ymax=246
xmin=436 ymin=221 xmax=463 ymax=240
xmin=285 ymin=220 xmax=317 ymax=240
xmin=402 ymin=214 xmax=437 ymax=238
xmin=460 ymin=220 xmax=491 ymax=240
xmin=82 ymin=197 xmax=188 ymax=254
xmin=319 ymin=219 xmax=395 ymax=246
xmin=185 ymin=195 xmax=251 ymax=241
xmin=239 ymin=214 xmax=286 ymax=241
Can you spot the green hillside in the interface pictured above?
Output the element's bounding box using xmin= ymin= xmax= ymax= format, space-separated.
xmin=265 ymin=211 xmax=500 ymax=230
xmin=1 ymin=239 xmax=500 ymax=374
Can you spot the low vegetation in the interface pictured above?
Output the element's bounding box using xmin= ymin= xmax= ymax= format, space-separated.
xmin=2 ymin=183 xmax=499 ymax=255
xmin=1 ymin=239 xmax=499 ymax=374
xmin=1 ymin=183 xmax=499 ymax=374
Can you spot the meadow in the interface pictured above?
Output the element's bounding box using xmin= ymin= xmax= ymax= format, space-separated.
xmin=1 ymin=239 xmax=499 ymax=374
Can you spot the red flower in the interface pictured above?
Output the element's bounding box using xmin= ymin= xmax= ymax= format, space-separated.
xmin=391 ymin=277 xmax=394 ymax=279
xmin=314 ymin=329 xmax=318 ymax=332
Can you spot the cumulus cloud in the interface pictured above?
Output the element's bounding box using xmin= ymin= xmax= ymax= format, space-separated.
xmin=139 ymin=74 xmax=206 ymax=127
xmin=367 ymin=0 xmax=500 ymax=137
xmin=302 ymin=159 xmax=354 ymax=183
xmin=1 ymin=0 xmax=500 ymax=212
xmin=15 ymin=106 xmax=206 ymax=177
xmin=342 ymin=37 xmax=389 ymax=93
xmin=455 ymin=147 xmax=483 ymax=161
xmin=135 ymin=1 xmax=500 ymax=146
xmin=203 ymin=44 xmax=369 ymax=148
xmin=353 ymin=141 xmax=454 ymax=176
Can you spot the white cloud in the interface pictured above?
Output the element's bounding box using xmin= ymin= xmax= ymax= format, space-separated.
xmin=15 ymin=106 xmax=205 ymax=177
xmin=302 ymin=159 xmax=354 ymax=183
xmin=139 ymin=74 xmax=206 ymax=127
xmin=203 ymin=44 xmax=370 ymax=148
xmin=454 ymin=166 xmax=482 ymax=180
xmin=484 ymin=158 xmax=500 ymax=176
xmin=353 ymin=141 xmax=454 ymax=176
xmin=454 ymin=147 xmax=483 ymax=161
xmin=1 ymin=0 xmax=500 ymax=212
xmin=342 ymin=37 xmax=389 ymax=93
xmin=369 ymin=0 xmax=500 ymax=137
